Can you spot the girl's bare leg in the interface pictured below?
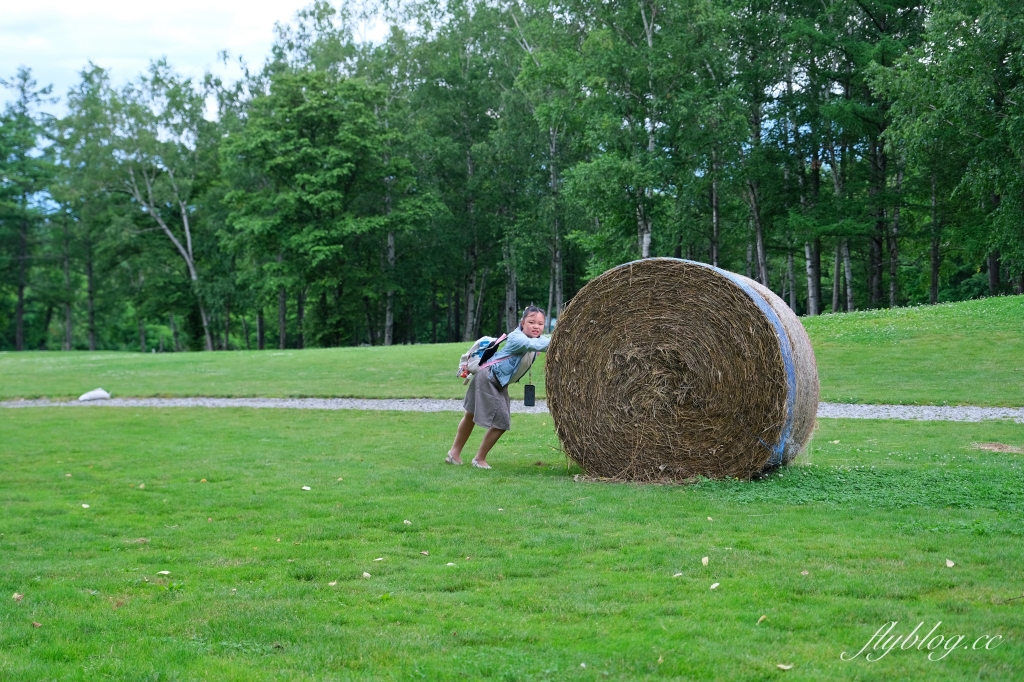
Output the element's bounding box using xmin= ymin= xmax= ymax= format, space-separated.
xmin=473 ymin=427 xmax=506 ymax=466
xmin=448 ymin=412 xmax=476 ymax=464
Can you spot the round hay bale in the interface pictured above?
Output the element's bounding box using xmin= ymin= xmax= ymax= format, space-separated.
xmin=546 ymin=258 xmax=819 ymax=481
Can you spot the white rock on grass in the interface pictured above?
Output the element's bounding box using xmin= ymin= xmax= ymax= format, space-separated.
xmin=78 ymin=388 xmax=111 ymax=402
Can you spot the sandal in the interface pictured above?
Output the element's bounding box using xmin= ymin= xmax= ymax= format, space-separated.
xmin=471 ymin=460 xmax=492 ymax=469
xmin=444 ymin=454 xmax=462 ymax=465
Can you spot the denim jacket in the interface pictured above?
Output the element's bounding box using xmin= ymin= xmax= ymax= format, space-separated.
xmin=488 ymin=328 xmax=550 ymax=387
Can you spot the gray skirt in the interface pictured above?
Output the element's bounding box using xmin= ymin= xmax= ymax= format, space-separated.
xmin=463 ymin=370 xmax=511 ymax=431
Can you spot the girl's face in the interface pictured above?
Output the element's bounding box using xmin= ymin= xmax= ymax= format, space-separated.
xmin=522 ymin=312 xmax=545 ymax=338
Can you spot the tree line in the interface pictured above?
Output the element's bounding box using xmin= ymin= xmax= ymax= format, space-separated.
xmin=1 ymin=0 xmax=1021 ymax=352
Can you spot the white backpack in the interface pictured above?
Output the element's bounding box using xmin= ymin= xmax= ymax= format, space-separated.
xmin=457 ymin=335 xmax=504 ymax=385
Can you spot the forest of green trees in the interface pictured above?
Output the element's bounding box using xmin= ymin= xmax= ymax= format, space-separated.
xmin=1 ymin=0 xmax=1022 ymax=352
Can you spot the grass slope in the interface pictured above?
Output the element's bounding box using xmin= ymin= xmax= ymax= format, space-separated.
xmin=804 ymin=295 xmax=1024 ymax=406
xmin=1 ymin=295 xmax=1021 ymax=405
xmin=2 ymin=408 xmax=1023 ymax=680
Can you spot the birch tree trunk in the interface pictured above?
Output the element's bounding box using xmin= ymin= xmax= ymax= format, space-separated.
xmin=553 ymin=232 xmax=563 ymax=320
xmin=503 ymin=244 xmax=518 ymax=331
xmin=463 ymin=262 xmax=478 ymax=342
xmin=170 ymin=314 xmax=179 ymax=352
xmin=63 ymin=215 xmax=72 ymax=351
xmin=278 ymin=286 xmax=287 ymax=349
xmin=472 ymin=267 xmax=489 ymax=337
xmin=223 ymin=299 xmax=231 ymax=350
xmin=988 ymin=250 xmax=1001 ymax=295
xmin=869 ymin=141 xmax=887 ymax=307
xmin=15 ymin=213 xmax=28 ymax=351
xmin=750 ymin=188 xmax=768 ymax=286
xmin=462 ymin=149 xmax=479 ymax=342
xmin=888 ymin=168 xmax=903 ymax=308
xmin=546 ymin=257 xmax=555 ymax=332
xmin=384 ymin=230 xmax=396 ymax=346
xmin=930 ymin=172 xmax=941 ymax=305
xmin=710 ymin=170 xmax=721 ymax=267
xmin=787 ymin=252 xmax=796 ymax=311
xmin=832 ymin=245 xmax=842 ymax=313
xmin=87 ymin=245 xmax=96 ymax=351
xmin=297 ymin=288 xmax=305 ymax=349
xmin=636 ymin=204 xmax=652 ymax=258
xmin=804 ymin=243 xmax=818 ymax=315
xmin=843 ymin=240 xmax=855 ymax=311
xmin=126 ymin=167 xmax=214 ymax=350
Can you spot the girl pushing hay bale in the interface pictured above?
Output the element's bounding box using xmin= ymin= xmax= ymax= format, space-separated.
xmin=546 ymin=258 xmax=819 ymax=482
xmin=446 ymin=306 xmax=550 ymax=469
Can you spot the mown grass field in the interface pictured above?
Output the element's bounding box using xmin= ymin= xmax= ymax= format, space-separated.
xmin=2 ymin=408 xmax=1023 ymax=680
xmin=1 ymin=295 xmax=1022 ymax=406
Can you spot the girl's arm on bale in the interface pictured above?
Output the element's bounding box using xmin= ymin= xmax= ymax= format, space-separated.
xmin=504 ymin=330 xmax=551 ymax=354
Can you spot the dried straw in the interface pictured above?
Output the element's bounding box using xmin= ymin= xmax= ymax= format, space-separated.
xmin=546 ymin=258 xmax=819 ymax=481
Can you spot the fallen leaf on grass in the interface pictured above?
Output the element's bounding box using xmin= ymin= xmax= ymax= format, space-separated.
xmin=800 ymin=570 xmax=809 ymax=576
xmin=199 ymin=479 xmax=207 ymax=483
xmin=157 ymin=571 xmax=170 ymax=575
xmin=31 ymin=622 xmax=41 ymax=628
xmin=707 ymin=517 xmax=713 ymax=521
xmin=777 ymin=663 xmax=793 ymax=670
xmin=580 ymin=663 xmax=586 ymax=668
xmin=946 ymin=559 xmax=955 ymax=568
xmin=672 ymin=573 xmax=683 ymax=578
xmin=403 ymin=519 xmax=412 ymax=525
xmin=710 ymin=583 xmax=720 ymax=590
xmin=65 ymin=474 xmax=71 ymax=477
xmin=657 ymin=655 xmax=663 ymax=664
xmin=374 ymin=557 xmax=384 ymax=562
xmin=328 ymin=581 xmax=337 ymax=586
xmin=12 ymin=593 xmax=23 ymax=602
xmin=207 ymin=517 xmax=212 ymax=522
xmin=758 ymin=615 xmax=767 ymax=624
xmin=362 ymin=572 xmax=371 ymax=578
xmin=465 ymin=556 xmax=471 ymax=560
xmin=301 ymin=486 xmax=311 ymax=491
xmin=498 ymin=508 xmax=504 ymax=511
xmin=138 ymin=483 xmax=145 ymax=489
xmin=337 ymin=477 xmax=343 ymax=481
xmin=702 ymin=556 xmax=709 ymax=566
xmin=81 ymin=504 xmax=90 ymax=509
xmin=420 ymin=551 xmax=429 ymax=556
xmin=276 ymin=538 xmax=281 ymax=542
xmin=446 ymin=562 xmax=456 ymax=567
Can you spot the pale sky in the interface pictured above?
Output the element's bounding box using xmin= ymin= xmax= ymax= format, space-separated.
xmin=0 ymin=0 xmax=386 ymax=114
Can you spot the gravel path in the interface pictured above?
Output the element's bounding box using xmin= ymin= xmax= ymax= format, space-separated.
xmin=2 ymin=397 xmax=1022 ymax=422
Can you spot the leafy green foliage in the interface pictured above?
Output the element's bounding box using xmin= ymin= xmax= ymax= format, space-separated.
xmin=3 ymin=0 xmax=1024 ymax=352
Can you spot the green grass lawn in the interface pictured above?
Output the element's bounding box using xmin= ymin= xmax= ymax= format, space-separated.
xmin=2 ymin=408 xmax=1023 ymax=680
xmin=1 ymin=295 xmax=1022 ymax=406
